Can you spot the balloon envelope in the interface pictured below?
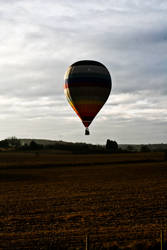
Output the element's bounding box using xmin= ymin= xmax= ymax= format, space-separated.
xmin=64 ymin=60 xmax=112 ymax=130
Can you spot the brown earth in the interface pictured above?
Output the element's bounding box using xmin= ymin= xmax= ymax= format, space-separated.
xmin=0 ymin=151 xmax=167 ymax=249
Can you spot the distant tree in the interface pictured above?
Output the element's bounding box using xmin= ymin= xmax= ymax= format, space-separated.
xmin=6 ymin=137 xmax=21 ymax=149
xmin=127 ymin=145 xmax=135 ymax=152
xmin=0 ymin=139 xmax=9 ymax=148
xmin=20 ymin=143 xmax=29 ymax=151
xmin=140 ymin=145 xmax=150 ymax=152
xmin=29 ymin=140 xmax=39 ymax=150
xmin=106 ymin=139 xmax=118 ymax=153
xmin=29 ymin=140 xmax=43 ymax=150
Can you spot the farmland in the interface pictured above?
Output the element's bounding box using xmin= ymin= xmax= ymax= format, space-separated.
xmin=0 ymin=151 xmax=167 ymax=249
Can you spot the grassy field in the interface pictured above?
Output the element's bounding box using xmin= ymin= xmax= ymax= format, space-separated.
xmin=0 ymin=151 xmax=167 ymax=249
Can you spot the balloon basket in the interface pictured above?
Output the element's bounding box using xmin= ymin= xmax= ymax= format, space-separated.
xmin=85 ymin=128 xmax=90 ymax=135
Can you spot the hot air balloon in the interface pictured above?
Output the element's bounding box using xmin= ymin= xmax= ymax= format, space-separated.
xmin=64 ymin=60 xmax=112 ymax=135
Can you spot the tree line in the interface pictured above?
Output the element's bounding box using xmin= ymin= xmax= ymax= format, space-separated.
xmin=0 ymin=137 xmax=118 ymax=153
xmin=0 ymin=137 xmax=166 ymax=154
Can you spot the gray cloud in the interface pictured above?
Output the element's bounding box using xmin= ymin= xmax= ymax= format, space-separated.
xmin=0 ymin=0 xmax=166 ymax=143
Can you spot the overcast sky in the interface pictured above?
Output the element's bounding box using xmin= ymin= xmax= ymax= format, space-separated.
xmin=0 ymin=0 xmax=167 ymax=144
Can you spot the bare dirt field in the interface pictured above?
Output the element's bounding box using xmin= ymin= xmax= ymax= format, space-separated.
xmin=0 ymin=151 xmax=167 ymax=249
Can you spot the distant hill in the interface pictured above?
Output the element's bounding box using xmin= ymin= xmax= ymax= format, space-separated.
xmin=20 ymin=139 xmax=167 ymax=152
xmin=1 ymin=137 xmax=167 ymax=152
xmin=20 ymin=138 xmax=62 ymax=146
xmin=119 ymin=143 xmax=167 ymax=152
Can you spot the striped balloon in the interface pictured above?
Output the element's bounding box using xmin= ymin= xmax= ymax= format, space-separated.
xmin=64 ymin=60 xmax=112 ymax=135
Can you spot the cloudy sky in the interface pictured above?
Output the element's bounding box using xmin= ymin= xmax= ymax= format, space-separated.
xmin=0 ymin=0 xmax=167 ymax=144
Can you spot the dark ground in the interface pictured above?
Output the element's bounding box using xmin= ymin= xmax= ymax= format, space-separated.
xmin=0 ymin=151 xmax=167 ymax=249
